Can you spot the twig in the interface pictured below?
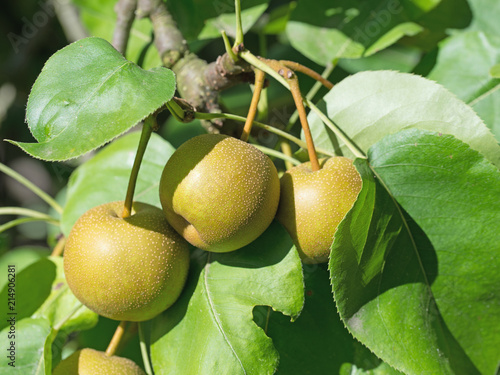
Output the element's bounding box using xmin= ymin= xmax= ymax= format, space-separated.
xmin=281 ymin=60 xmax=334 ymax=89
xmin=112 ymin=0 xmax=138 ymax=54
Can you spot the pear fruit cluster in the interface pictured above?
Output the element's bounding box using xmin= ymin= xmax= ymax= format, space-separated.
xmin=53 ymin=348 xmax=145 ymax=375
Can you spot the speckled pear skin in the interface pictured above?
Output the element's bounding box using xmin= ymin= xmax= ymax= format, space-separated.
xmin=63 ymin=201 xmax=190 ymax=321
xmin=53 ymin=348 xmax=146 ymax=375
xmin=159 ymin=134 xmax=280 ymax=253
xmin=276 ymin=157 xmax=362 ymax=264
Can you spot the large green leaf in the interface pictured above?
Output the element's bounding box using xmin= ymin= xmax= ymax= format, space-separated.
xmin=61 ymin=131 xmax=175 ymax=236
xmin=32 ymin=257 xmax=97 ymax=334
xmin=306 ymin=70 xmax=500 ymax=168
xmin=331 ymin=129 xmax=500 ymax=374
xmin=428 ymin=31 xmax=500 ymax=140
xmin=72 ymin=0 xmax=161 ymax=69
xmin=330 ymin=155 xmax=480 ymax=374
xmin=8 ymin=37 xmax=175 ymax=161
xmin=0 ymin=318 xmax=53 ymax=375
xmin=167 ymin=0 xmax=269 ymax=41
xmin=368 ymin=129 xmax=500 ymax=374
xmin=150 ymin=222 xmax=304 ymax=375
xmin=285 ymin=0 xmax=436 ymax=65
xmin=263 ymin=264 xmax=403 ymax=374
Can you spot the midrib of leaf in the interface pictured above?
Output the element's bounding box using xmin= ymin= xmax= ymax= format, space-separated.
xmin=42 ymin=61 xmax=130 ymax=143
xmin=369 ymin=163 xmax=452 ymax=373
xmin=467 ymin=81 xmax=500 ymax=107
xmin=203 ymin=253 xmax=247 ymax=374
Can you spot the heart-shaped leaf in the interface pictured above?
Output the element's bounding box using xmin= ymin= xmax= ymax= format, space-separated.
xmin=61 ymin=131 xmax=175 ymax=236
xmin=150 ymin=222 xmax=304 ymax=375
xmin=7 ymin=37 xmax=175 ymax=161
xmin=306 ymin=70 xmax=500 ymax=168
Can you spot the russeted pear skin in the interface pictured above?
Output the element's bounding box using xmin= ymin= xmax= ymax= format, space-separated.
xmin=276 ymin=157 xmax=362 ymax=264
xmin=159 ymin=134 xmax=280 ymax=253
xmin=63 ymin=201 xmax=190 ymax=321
xmin=53 ymin=348 xmax=146 ymax=375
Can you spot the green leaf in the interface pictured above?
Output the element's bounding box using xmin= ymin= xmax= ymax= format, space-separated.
xmin=167 ymin=0 xmax=269 ymax=41
xmin=150 ymin=222 xmax=304 ymax=375
xmin=0 ymin=258 xmax=56 ymax=331
xmin=0 ymin=247 xmax=50 ymax=290
xmin=285 ymin=0 xmax=434 ymax=65
xmin=8 ymin=37 xmax=176 ymax=161
xmin=307 ymin=70 xmax=500 ymax=168
xmin=32 ymin=257 xmax=97 ymax=334
xmin=491 ymin=64 xmax=500 ymax=78
xmin=0 ymin=318 xmax=53 ymax=375
xmin=428 ymin=31 xmax=500 ymax=140
xmin=264 ymin=264 xmax=403 ymax=374
xmin=72 ymin=0 xmax=161 ymax=69
xmin=368 ymin=129 xmax=500 ymax=374
xmin=330 ymin=155 xmax=480 ymax=374
xmin=61 ymin=131 xmax=175 ymax=236
xmin=467 ymin=0 xmax=500 ymax=35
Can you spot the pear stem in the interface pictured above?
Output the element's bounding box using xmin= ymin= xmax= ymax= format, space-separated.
xmin=105 ymin=321 xmax=128 ymax=357
xmin=280 ymin=60 xmax=334 ymax=90
xmin=288 ymin=76 xmax=320 ymax=171
xmin=241 ymin=69 xmax=266 ymax=142
xmin=122 ymin=116 xmax=156 ymax=218
xmin=279 ymin=140 xmax=294 ymax=170
xmin=233 ymin=0 xmax=244 ymax=47
xmin=194 ymin=112 xmax=334 ymax=157
xmin=286 ymin=61 xmax=336 ymax=132
xmin=51 ymin=236 xmax=66 ymax=257
xmin=139 ymin=322 xmax=154 ymax=375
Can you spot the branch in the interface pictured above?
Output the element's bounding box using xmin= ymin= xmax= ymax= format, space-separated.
xmin=136 ymin=0 xmax=254 ymax=133
xmin=112 ymin=0 xmax=138 ymax=54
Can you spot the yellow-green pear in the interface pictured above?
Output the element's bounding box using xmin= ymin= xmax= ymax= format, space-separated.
xmin=276 ymin=157 xmax=362 ymax=264
xmin=159 ymin=134 xmax=280 ymax=252
xmin=63 ymin=201 xmax=190 ymax=321
xmin=53 ymin=348 xmax=145 ymax=375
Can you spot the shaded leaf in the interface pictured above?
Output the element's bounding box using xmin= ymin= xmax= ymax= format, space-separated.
xmin=0 ymin=247 xmax=50 ymax=290
xmin=285 ymin=0 xmax=434 ymax=65
xmin=331 ymin=156 xmax=479 ymax=374
xmin=0 ymin=318 xmax=53 ymax=375
xmin=32 ymin=257 xmax=97 ymax=334
xmin=306 ymin=70 xmax=500 ymax=168
xmin=428 ymin=31 xmax=500 ymax=140
xmin=150 ymin=222 xmax=304 ymax=375
xmin=8 ymin=37 xmax=175 ymax=161
xmin=263 ymin=264 xmax=403 ymax=374
xmin=0 ymin=258 xmax=56 ymax=331
xmin=368 ymin=129 xmax=500 ymax=374
xmin=61 ymin=131 xmax=175 ymax=236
